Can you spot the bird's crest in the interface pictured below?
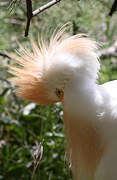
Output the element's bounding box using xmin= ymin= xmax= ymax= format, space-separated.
xmin=9 ymin=24 xmax=98 ymax=104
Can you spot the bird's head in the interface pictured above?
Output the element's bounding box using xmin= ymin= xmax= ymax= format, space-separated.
xmin=9 ymin=25 xmax=100 ymax=105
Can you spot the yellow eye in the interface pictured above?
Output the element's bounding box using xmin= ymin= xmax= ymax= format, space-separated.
xmin=56 ymin=88 xmax=64 ymax=100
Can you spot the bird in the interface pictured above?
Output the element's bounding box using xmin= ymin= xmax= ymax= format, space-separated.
xmin=9 ymin=25 xmax=117 ymax=180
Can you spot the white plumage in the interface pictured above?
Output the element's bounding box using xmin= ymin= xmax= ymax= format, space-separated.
xmin=9 ymin=25 xmax=117 ymax=180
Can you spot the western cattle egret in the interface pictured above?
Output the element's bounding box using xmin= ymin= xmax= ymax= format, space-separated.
xmin=9 ymin=25 xmax=117 ymax=180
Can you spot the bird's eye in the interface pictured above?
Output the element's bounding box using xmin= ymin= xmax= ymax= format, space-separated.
xmin=56 ymin=88 xmax=61 ymax=97
xmin=56 ymin=88 xmax=64 ymax=99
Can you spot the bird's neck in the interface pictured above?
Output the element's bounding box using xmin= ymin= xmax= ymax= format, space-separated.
xmin=63 ymin=74 xmax=103 ymax=119
xmin=63 ymin=75 xmax=103 ymax=179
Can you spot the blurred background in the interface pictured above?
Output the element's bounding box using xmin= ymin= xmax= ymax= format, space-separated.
xmin=0 ymin=0 xmax=117 ymax=179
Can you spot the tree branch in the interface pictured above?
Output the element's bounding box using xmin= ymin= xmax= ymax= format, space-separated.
xmin=32 ymin=0 xmax=61 ymax=17
xmin=0 ymin=1 xmax=9 ymax=6
xmin=0 ymin=51 xmax=10 ymax=59
xmin=98 ymin=40 xmax=117 ymax=58
xmin=25 ymin=0 xmax=33 ymax=37
xmin=109 ymin=0 xmax=117 ymax=16
xmin=25 ymin=0 xmax=61 ymax=37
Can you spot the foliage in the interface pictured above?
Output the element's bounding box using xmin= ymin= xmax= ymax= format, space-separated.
xmin=0 ymin=0 xmax=117 ymax=179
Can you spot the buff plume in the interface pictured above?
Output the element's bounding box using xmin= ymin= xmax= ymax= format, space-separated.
xmin=9 ymin=25 xmax=98 ymax=105
xmin=9 ymin=25 xmax=67 ymax=104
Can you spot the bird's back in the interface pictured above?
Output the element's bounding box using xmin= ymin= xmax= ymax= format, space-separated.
xmin=101 ymin=80 xmax=117 ymax=100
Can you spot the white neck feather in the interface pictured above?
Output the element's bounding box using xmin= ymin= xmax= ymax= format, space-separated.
xmin=63 ymin=65 xmax=104 ymax=180
xmin=63 ymin=71 xmax=103 ymax=119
